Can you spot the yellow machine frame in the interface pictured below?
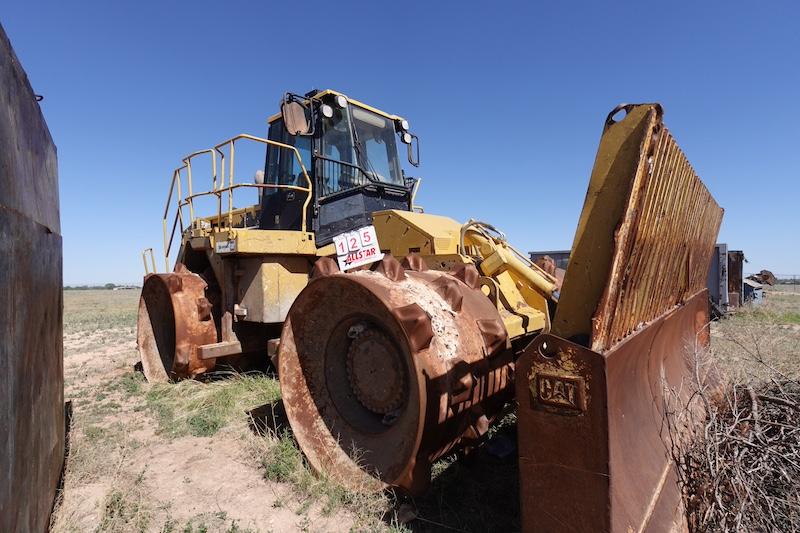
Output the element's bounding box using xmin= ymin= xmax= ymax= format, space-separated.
xmin=145 ymin=89 xmax=558 ymax=379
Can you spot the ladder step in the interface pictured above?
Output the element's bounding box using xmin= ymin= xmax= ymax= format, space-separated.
xmin=197 ymin=340 xmax=242 ymax=360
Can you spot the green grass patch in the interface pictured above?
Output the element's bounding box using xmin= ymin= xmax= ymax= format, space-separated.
xmin=261 ymin=431 xmax=302 ymax=483
xmin=733 ymin=308 xmax=800 ymax=326
xmin=145 ymin=374 xmax=281 ymax=438
xmin=247 ymin=429 xmax=400 ymax=527
xmin=145 ymin=392 xmax=179 ymax=436
xmin=186 ymin=411 xmax=224 ymax=437
xmin=117 ymin=372 xmax=145 ymax=396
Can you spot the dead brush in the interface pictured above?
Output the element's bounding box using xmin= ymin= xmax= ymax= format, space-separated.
xmin=664 ymin=348 xmax=800 ymax=532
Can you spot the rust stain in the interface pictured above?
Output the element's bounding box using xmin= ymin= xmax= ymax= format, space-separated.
xmin=591 ymin=114 xmax=723 ymax=352
xmin=137 ymin=264 xmax=218 ymax=380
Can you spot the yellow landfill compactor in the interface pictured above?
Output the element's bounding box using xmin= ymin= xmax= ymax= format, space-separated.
xmin=138 ymin=91 xmax=722 ymax=532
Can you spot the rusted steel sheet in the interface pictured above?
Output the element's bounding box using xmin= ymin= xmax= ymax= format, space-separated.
xmin=0 ymin=23 xmax=64 ymax=533
xmin=137 ymin=264 xmax=218 ymax=381
xmin=279 ymin=255 xmax=512 ymax=493
xmin=590 ymin=113 xmax=722 ymax=351
xmin=517 ymin=290 xmax=709 ymax=532
xmin=552 ymin=104 xmax=722 ymax=347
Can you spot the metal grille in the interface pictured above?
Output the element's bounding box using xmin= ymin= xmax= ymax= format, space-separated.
xmin=591 ymin=125 xmax=723 ymax=352
xmin=318 ymin=158 xmax=373 ymax=197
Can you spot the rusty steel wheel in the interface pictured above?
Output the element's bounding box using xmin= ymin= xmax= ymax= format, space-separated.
xmin=278 ymin=255 xmax=514 ymax=494
xmin=137 ymin=264 xmax=217 ymax=381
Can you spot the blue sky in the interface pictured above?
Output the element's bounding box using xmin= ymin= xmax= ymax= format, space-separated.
xmin=3 ymin=1 xmax=799 ymax=284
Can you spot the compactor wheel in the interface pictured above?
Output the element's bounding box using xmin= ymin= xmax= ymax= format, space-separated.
xmin=278 ymin=255 xmax=513 ymax=494
xmin=137 ymin=264 xmax=218 ymax=381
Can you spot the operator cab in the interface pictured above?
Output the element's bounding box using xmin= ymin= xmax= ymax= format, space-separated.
xmin=259 ymin=89 xmax=419 ymax=245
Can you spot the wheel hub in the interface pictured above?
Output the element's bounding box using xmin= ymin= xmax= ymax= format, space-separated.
xmin=345 ymin=328 xmax=406 ymax=414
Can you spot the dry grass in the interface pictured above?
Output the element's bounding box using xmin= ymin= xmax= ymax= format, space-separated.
xmin=243 ymin=428 xmax=404 ymax=531
xmin=666 ymin=289 xmax=800 ymax=532
xmin=711 ymin=290 xmax=800 ymax=381
xmin=62 ymin=289 xmax=140 ymax=334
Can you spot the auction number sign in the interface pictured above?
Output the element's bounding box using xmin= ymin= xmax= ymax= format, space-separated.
xmin=333 ymin=225 xmax=384 ymax=271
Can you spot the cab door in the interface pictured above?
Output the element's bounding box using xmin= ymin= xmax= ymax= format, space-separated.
xmin=259 ymin=119 xmax=312 ymax=231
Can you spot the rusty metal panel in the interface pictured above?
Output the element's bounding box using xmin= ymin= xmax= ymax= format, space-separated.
xmin=0 ymin=23 xmax=64 ymax=533
xmin=726 ymin=250 xmax=744 ymax=307
xmin=551 ymin=105 xmax=657 ymax=342
xmin=552 ymin=104 xmax=723 ymax=351
xmin=590 ymin=116 xmax=722 ymax=352
xmin=518 ymin=290 xmax=710 ymax=532
xmin=518 ymin=104 xmax=723 ymax=532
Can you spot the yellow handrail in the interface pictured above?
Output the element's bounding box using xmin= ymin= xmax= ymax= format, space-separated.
xmin=141 ymin=248 xmax=156 ymax=275
xmin=160 ymin=134 xmax=313 ymax=269
xmin=182 ymin=148 xmax=218 ymax=222
xmin=162 ymin=167 xmax=184 ymax=272
xmin=213 ymin=134 xmax=312 ymax=230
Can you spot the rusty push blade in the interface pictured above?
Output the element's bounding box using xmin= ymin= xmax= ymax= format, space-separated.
xmin=516 ymin=104 xmax=723 ymax=532
xmin=517 ymin=291 xmax=710 ymax=532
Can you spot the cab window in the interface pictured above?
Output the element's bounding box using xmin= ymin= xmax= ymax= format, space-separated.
xmin=265 ymin=119 xmax=311 ymax=186
xmin=351 ymin=106 xmax=402 ymax=185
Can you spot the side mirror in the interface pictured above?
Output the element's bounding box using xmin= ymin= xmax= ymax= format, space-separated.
xmin=282 ymin=100 xmax=311 ymax=136
xmin=402 ymin=132 xmax=420 ymax=167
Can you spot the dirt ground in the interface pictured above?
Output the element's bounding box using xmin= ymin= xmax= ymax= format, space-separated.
xmin=52 ymin=290 xmax=521 ymax=533
xmin=51 ymin=286 xmax=799 ymax=532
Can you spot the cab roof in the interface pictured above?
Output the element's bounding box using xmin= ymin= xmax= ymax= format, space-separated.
xmin=266 ymin=89 xmax=404 ymax=125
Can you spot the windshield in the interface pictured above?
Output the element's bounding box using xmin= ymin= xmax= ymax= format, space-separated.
xmin=320 ymin=104 xmax=404 ymax=196
xmin=320 ymin=105 xmax=361 ymax=196
xmin=321 ymin=106 xmax=356 ymax=165
xmin=351 ymin=106 xmax=403 ymax=185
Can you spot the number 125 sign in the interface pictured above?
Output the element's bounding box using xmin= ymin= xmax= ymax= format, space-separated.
xmin=332 ymin=225 xmax=385 ymax=271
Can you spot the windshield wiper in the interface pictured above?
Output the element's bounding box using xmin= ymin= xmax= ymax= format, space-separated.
xmin=350 ymin=123 xmax=380 ymax=183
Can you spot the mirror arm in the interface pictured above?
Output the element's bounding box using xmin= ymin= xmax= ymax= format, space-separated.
xmin=406 ymin=133 xmax=420 ymax=167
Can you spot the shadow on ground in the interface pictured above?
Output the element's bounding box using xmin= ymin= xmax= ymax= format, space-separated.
xmin=247 ymin=400 xmax=291 ymax=435
xmin=248 ymin=394 xmax=521 ymax=532
xmin=406 ymin=422 xmax=520 ymax=533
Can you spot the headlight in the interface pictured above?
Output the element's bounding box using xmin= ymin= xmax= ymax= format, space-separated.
xmin=335 ymin=95 xmax=348 ymax=108
xmin=321 ymin=104 xmax=334 ymax=118
xmin=401 ymin=132 xmax=412 ymax=144
xmin=399 ymin=119 xmax=410 ymax=131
